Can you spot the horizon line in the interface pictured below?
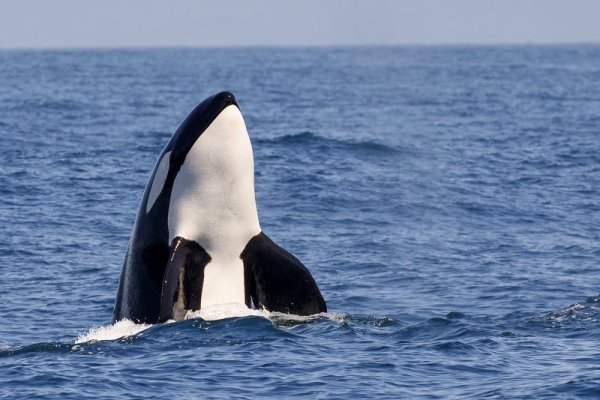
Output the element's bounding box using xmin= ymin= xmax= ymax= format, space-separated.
xmin=1 ymin=41 xmax=600 ymax=52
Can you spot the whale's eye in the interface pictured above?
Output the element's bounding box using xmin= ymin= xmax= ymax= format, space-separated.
xmin=146 ymin=151 xmax=171 ymax=213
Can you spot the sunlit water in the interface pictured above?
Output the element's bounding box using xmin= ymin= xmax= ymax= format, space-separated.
xmin=1 ymin=46 xmax=600 ymax=398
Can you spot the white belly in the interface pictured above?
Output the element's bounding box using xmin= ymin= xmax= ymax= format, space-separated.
xmin=200 ymin=256 xmax=246 ymax=307
xmin=167 ymin=105 xmax=261 ymax=310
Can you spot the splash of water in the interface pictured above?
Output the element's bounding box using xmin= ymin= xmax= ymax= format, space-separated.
xmin=75 ymin=319 xmax=151 ymax=344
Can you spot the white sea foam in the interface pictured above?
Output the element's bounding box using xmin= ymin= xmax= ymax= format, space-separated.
xmin=185 ymin=303 xmax=329 ymax=323
xmin=326 ymin=312 xmax=350 ymax=324
xmin=75 ymin=319 xmax=151 ymax=344
xmin=184 ymin=303 xmax=271 ymax=321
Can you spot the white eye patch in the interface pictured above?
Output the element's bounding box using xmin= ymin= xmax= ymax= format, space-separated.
xmin=146 ymin=151 xmax=171 ymax=214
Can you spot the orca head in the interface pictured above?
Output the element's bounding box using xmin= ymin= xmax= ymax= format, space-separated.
xmin=146 ymin=91 xmax=260 ymax=252
xmin=169 ymin=91 xmax=239 ymax=169
xmin=145 ymin=91 xmax=254 ymax=217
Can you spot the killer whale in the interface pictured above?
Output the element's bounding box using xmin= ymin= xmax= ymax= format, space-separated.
xmin=113 ymin=92 xmax=326 ymax=323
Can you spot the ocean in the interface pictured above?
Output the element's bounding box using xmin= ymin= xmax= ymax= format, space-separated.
xmin=1 ymin=46 xmax=599 ymax=399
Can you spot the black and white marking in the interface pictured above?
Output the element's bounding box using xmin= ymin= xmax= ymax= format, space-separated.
xmin=113 ymin=92 xmax=326 ymax=323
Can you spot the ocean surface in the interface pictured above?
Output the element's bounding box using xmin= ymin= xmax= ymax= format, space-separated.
xmin=1 ymin=46 xmax=599 ymax=399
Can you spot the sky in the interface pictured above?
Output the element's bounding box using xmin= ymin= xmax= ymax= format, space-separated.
xmin=1 ymin=0 xmax=599 ymax=49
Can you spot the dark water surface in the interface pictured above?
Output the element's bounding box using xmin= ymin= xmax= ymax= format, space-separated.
xmin=1 ymin=46 xmax=600 ymax=399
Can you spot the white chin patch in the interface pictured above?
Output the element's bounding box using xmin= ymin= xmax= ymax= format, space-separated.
xmin=168 ymin=105 xmax=261 ymax=308
xmin=146 ymin=151 xmax=171 ymax=214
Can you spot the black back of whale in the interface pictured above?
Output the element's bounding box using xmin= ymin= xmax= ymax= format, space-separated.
xmin=113 ymin=92 xmax=326 ymax=323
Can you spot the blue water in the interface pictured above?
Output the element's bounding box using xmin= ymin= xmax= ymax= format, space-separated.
xmin=1 ymin=46 xmax=600 ymax=398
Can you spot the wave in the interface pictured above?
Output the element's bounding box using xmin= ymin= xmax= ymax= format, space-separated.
xmin=73 ymin=303 xmax=326 ymax=345
xmin=256 ymin=131 xmax=400 ymax=156
xmin=70 ymin=307 xmax=399 ymax=347
xmin=0 ymin=341 xmax=73 ymax=358
xmin=5 ymin=297 xmax=600 ymax=359
xmin=546 ymin=295 xmax=600 ymax=325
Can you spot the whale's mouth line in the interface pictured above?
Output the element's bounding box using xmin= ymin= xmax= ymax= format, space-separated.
xmin=184 ymin=103 xmax=240 ymax=151
xmin=169 ymin=92 xmax=239 ymax=169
